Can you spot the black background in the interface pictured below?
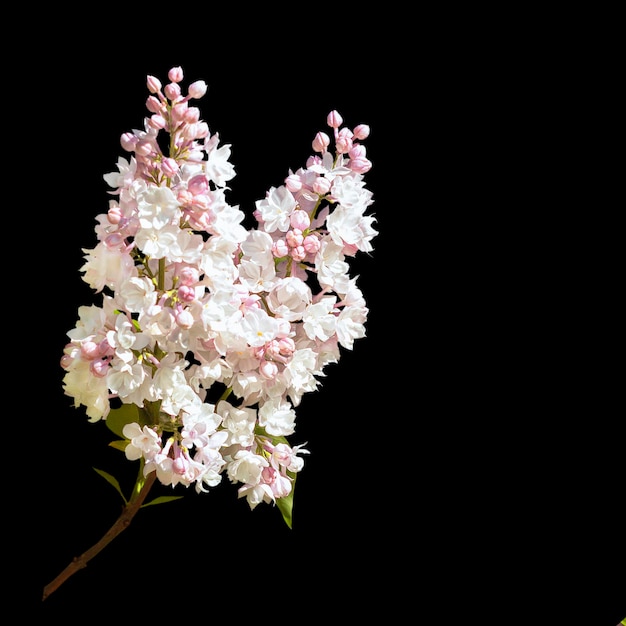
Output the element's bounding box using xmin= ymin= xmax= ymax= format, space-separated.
xmin=12 ymin=10 xmax=625 ymax=624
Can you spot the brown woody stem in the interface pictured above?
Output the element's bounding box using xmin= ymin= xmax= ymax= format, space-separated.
xmin=42 ymin=471 xmax=157 ymax=601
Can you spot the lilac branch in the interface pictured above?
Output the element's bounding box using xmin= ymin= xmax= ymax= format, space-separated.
xmin=42 ymin=471 xmax=157 ymax=602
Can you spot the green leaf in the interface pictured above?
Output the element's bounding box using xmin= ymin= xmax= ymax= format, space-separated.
xmin=105 ymin=404 xmax=143 ymax=438
xmin=141 ymin=495 xmax=184 ymax=508
xmin=141 ymin=400 xmax=161 ymax=423
xmin=276 ymin=473 xmax=296 ymax=529
xmin=93 ymin=467 xmax=128 ymax=504
xmin=108 ymin=439 xmax=129 ymax=452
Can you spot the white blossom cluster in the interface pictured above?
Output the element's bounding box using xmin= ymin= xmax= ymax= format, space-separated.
xmin=61 ymin=67 xmax=377 ymax=511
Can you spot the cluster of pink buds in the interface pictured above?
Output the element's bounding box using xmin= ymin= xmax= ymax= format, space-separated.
xmin=61 ymin=66 xmax=377 ymax=514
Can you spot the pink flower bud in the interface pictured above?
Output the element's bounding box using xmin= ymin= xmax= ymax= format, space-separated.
xmin=90 ymin=359 xmax=110 ymax=378
xmin=146 ymin=95 xmax=162 ymax=114
xmin=349 ymin=144 xmax=366 ymax=159
xmin=179 ymin=266 xmax=199 ymax=285
xmin=184 ymin=107 xmax=200 ymax=123
xmin=107 ymin=205 xmax=122 ymax=224
xmin=272 ymin=239 xmax=289 ymax=257
xmin=353 ymin=124 xmax=370 ymax=140
xmin=177 ymin=285 xmax=196 ymax=302
xmin=171 ymin=102 xmax=188 ymax=122
xmin=98 ymin=338 xmax=114 ymax=357
xmin=265 ymin=340 xmax=280 ymax=359
xmin=348 ymin=144 xmax=372 ymax=172
xmin=120 ymin=132 xmax=137 ymax=152
xmin=271 ymin=473 xmax=292 ymax=498
xmin=336 ymin=128 xmax=353 ymax=153
xmin=135 ymin=139 xmax=153 ymax=157
xmin=161 ymin=157 xmax=179 ymax=178
xmin=188 ymin=80 xmax=208 ymax=99
xmin=193 ymin=121 xmax=209 ymax=139
xmin=290 ymin=209 xmax=311 ymax=230
xmin=285 ymin=173 xmax=302 ymax=192
xmin=175 ymin=308 xmax=194 ymax=329
xmin=312 ymin=131 xmax=330 ymax=153
xmin=188 ymin=174 xmax=209 ymax=196
xmin=336 ymin=136 xmax=353 ymax=154
xmin=312 ymin=176 xmax=331 ymax=195
xmin=278 ymin=337 xmax=295 ymax=356
xmin=327 ymin=110 xmax=343 ymax=128
xmin=81 ymin=341 xmax=100 ymax=360
xmin=181 ymin=123 xmax=198 ymax=140
xmin=168 ymin=66 xmax=184 ymax=83
xmin=349 ymin=156 xmax=372 ymax=174
xmin=262 ymin=466 xmax=278 ymax=483
xmin=148 ymin=114 xmax=167 ymax=130
xmin=338 ymin=127 xmax=353 ymax=141
xmin=164 ymin=82 xmax=181 ymax=101
xmin=146 ymin=75 xmax=162 ymax=94
xmin=259 ymin=360 xmax=278 ymax=380
xmin=286 ymin=229 xmax=303 ymax=247
xmin=177 ymin=189 xmax=193 ymax=205
xmin=303 ymin=234 xmax=321 ymax=254
xmin=290 ymin=246 xmax=306 ymax=262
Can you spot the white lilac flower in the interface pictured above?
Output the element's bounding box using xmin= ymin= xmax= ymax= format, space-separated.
xmin=80 ymin=242 xmax=136 ymax=292
xmin=204 ymin=134 xmax=236 ymax=187
xmin=254 ymin=185 xmax=296 ymax=233
xmin=266 ymin=276 xmax=312 ymax=322
xmin=122 ymin=423 xmax=161 ymax=461
xmin=335 ymin=305 xmax=367 ymax=350
xmin=302 ymin=297 xmax=337 ymax=343
xmin=218 ymin=401 xmax=256 ymax=448
xmin=117 ymin=276 xmax=157 ymax=313
xmin=227 ymin=449 xmax=269 ymax=486
xmin=60 ymin=66 xmax=377 ymax=513
xmin=258 ymin=398 xmax=296 ymax=436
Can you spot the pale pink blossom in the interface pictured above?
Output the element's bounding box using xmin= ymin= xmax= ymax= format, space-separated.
xmin=267 ymin=276 xmax=312 ymax=322
xmin=122 ymin=423 xmax=161 ymax=461
xmin=285 ymin=173 xmax=302 ymax=192
xmin=258 ymin=398 xmax=296 ymax=436
xmin=61 ymin=67 xmax=377 ymax=514
xmin=254 ymin=185 xmax=296 ymax=233
xmin=227 ymin=449 xmax=269 ymax=486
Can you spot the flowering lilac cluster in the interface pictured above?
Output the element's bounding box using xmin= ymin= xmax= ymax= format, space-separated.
xmin=61 ymin=66 xmax=377 ymax=511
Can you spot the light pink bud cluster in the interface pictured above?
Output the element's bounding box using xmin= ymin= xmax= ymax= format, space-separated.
xmin=62 ymin=67 xmax=377 ymax=513
xmin=122 ymin=67 xmax=210 ymax=185
xmin=309 ymin=109 xmax=372 ymax=174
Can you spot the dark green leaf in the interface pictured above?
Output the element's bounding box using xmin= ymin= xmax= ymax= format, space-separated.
xmin=105 ymin=404 xmax=142 ymax=438
xmin=141 ymin=495 xmax=184 ymax=508
xmin=108 ymin=439 xmax=129 ymax=452
xmin=93 ymin=467 xmax=128 ymax=504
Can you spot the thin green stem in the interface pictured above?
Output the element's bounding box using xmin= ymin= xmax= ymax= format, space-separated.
xmin=158 ymin=257 xmax=165 ymax=292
